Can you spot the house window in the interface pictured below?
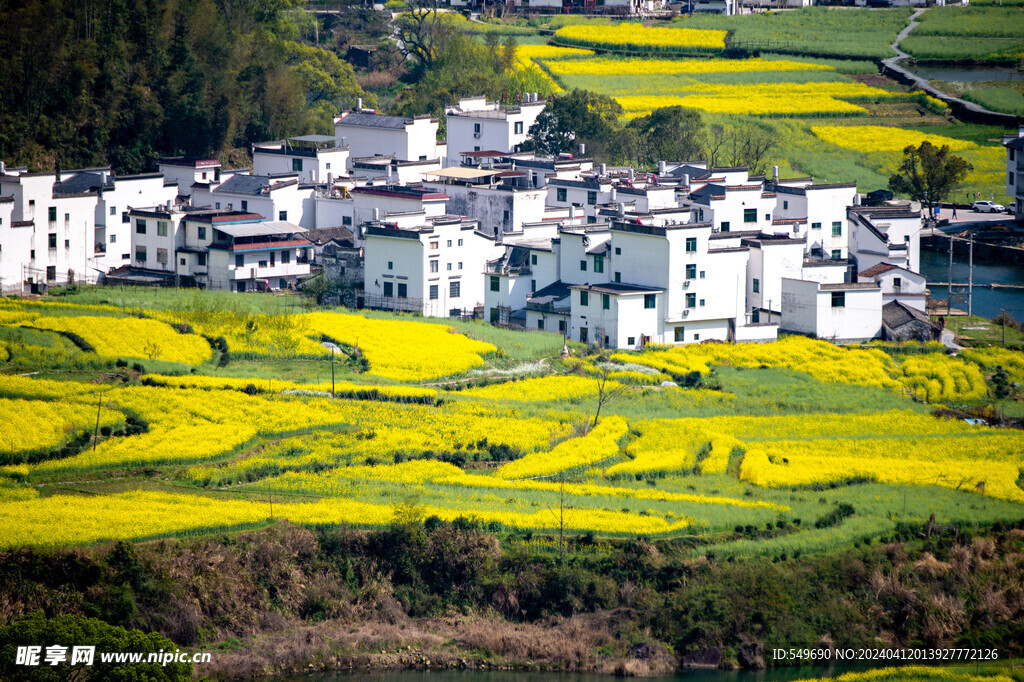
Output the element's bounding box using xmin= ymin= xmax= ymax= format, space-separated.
xmin=326 ymin=163 xmax=331 ymax=170
xmin=157 ymin=248 xmax=168 ymax=264
xmin=831 ymin=292 xmax=845 ymax=307
xmin=458 ymin=239 xmax=463 ymax=246
xmin=694 ymin=333 xmax=700 ymax=341
xmin=474 ymin=123 xmax=481 ymax=134
xmin=614 ymin=247 xmax=621 ymax=255
xmin=720 ymin=221 xmax=730 ymax=232
xmin=752 ymin=310 xmax=760 ymax=323
xmin=614 ymin=272 xmax=621 ymax=283
xmin=258 ymin=260 xmax=268 ymax=268
xmin=46 ymin=266 xmax=56 ymax=281
xmin=753 ymin=278 xmax=760 ymax=293
xmin=832 ymin=221 xmax=842 ymax=236
xmin=431 ymin=260 xmax=439 ymax=273
xmin=430 ymin=242 xmax=438 ymax=250
xmin=765 ymin=214 xmax=770 ymax=221
xmin=490 ymin=275 xmax=500 ymax=292
xmin=686 ymin=237 xmax=697 ymax=252
xmin=893 ymin=277 xmax=902 ymax=288
xmin=556 ymin=188 xmax=567 ymax=202
xmin=644 ymin=294 xmax=656 ymax=309
xmin=110 ymin=206 xmax=116 ymax=216
xmin=674 ymin=326 xmax=685 ymax=342
xmin=64 ymin=239 xmax=69 ymax=248
xmin=593 ymin=255 xmax=604 ymax=273
xmin=398 ymin=283 xmax=407 ymax=298
xmin=579 ymin=327 xmax=588 ymax=344
xmin=388 ymin=260 xmax=393 ymax=270
xmin=587 ymin=191 xmax=597 ymax=205
xmin=490 ymin=308 xmax=500 ymax=324
xmin=180 ymin=258 xmax=187 ymax=266
xmin=384 ymin=281 xmax=393 ymax=297
xmin=30 ymin=250 xmax=35 ymax=259
xmin=588 ymin=216 xmax=596 ymax=224
xmin=215 ymin=202 xmax=220 ymax=209
xmin=458 ymin=262 xmax=463 ymax=270
xmin=343 ymin=216 xmax=352 ymax=226
xmin=685 ymin=263 xmax=696 ymax=279
xmin=602 ymin=294 xmax=610 ymax=310
xmin=580 ymin=290 xmax=589 ymax=306
xmin=744 ymin=208 xmax=757 ymax=223
xmin=515 ymin=121 xmax=523 ymax=135
xmin=503 ymin=210 xmax=510 ymax=225
xmin=198 ymin=227 xmax=207 ymax=240
xmin=783 ymin=200 xmax=788 ymax=210
xmin=235 ymin=254 xmax=244 ymax=267
xmin=531 ymin=254 xmax=537 ymax=265
xmin=110 ymin=234 xmax=116 ymax=243
xmin=122 ymin=211 xmax=130 ymax=223
xmin=292 ymin=158 xmax=303 ymax=172
xmin=537 ymin=318 xmax=544 ymax=330
xmin=279 ymin=279 xmax=287 ymax=289
xmin=198 ymin=253 xmax=206 ymax=266
xmin=241 ymin=201 xmax=248 ymax=212
xmin=627 ymin=336 xmax=635 ymax=346
xmin=686 ymin=293 xmax=696 ymax=308
xmin=281 ymin=251 xmax=290 ymax=264
xmin=447 ymin=240 xmax=452 ymax=247
xmin=48 ymin=233 xmax=57 ymax=248
xmin=157 ymin=221 xmax=168 ymax=237
xmin=136 ymin=219 xmax=146 ymax=234
xmin=136 ymin=246 xmax=147 ymax=262
xmin=811 ymin=222 xmax=821 ymax=230
xmin=832 ymin=249 xmax=842 ymax=260
xmin=530 ymin=279 xmax=536 ymax=293
xmin=429 ymin=285 xmax=438 ymax=300
xmin=278 ymin=211 xmax=287 ymax=221
xmin=580 ymin=259 xmax=587 ymax=271
xmin=447 ymin=262 xmax=452 ymax=271
xmin=48 ymin=207 xmax=56 ymax=222
xmin=450 ymin=281 xmax=461 ymax=298
xmin=559 ymin=320 xmax=567 ymax=333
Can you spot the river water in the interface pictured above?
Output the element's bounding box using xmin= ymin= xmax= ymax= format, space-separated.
xmin=910 ymin=65 xmax=1024 ymax=82
xmin=920 ymin=248 xmax=1024 ymax=320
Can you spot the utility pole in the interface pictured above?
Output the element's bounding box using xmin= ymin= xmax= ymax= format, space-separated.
xmin=331 ymin=349 xmax=336 ymax=398
xmin=92 ymin=393 xmax=103 ymax=451
xmin=968 ymin=230 xmax=974 ymax=318
xmin=947 ymin=234 xmax=953 ymax=315
xmin=1002 ymin=309 xmax=1006 ymax=347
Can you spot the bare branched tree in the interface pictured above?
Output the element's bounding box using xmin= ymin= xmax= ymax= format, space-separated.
xmin=591 ymin=369 xmax=627 ymax=432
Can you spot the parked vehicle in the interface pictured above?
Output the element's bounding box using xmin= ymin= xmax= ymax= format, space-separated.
xmin=863 ymin=189 xmax=893 ymax=206
xmin=972 ymin=200 xmax=1005 ymax=213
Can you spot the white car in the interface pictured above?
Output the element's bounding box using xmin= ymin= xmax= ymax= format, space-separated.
xmin=972 ymin=200 xmax=1005 ymax=213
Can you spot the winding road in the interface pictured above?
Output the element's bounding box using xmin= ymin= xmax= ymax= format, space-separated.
xmin=881 ymin=8 xmax=1022 ymax=125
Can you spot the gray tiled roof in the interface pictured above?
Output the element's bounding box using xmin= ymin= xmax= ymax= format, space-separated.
xmin=53 ymin=172 xmax=111 ymax=196
xmin=337 ymin=112 xmax=411 ymax=130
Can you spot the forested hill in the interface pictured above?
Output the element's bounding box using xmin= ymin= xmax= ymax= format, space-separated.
xmin=0 ymin=0 xmax=367 ymax=173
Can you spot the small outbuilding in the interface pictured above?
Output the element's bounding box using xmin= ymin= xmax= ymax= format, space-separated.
xmin=882 ymin=300 xmax=940 ymax=342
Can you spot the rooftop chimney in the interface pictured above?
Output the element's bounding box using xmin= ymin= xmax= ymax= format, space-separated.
xmin=658 ymin=160 xmax=666 ymax=175
xmin=600 ymin=163 xmax=606 ymax=176
xmin=578 ymin=143 xmax=586 ymax=156
xmin=683 ymin=173 xmax=690 ymax=187
xmin=357 ymin=97 xmax=363 ymax=111
xmin=372 ymin=207 xmax=380 ymax=221
xmin=617 ymin=202 xmax=625 ymax=218
xmin=628 ymin=168 xmax=634 ymax=181
xmin=569 ymin=205 xmax=576 ymax=221
xmin=0 ymin=161 xmax=5 ymax=175
xmin=773 ymin=165 xmax=779 ymax=180
xmin=610 ymin=187 xmax=617 ymax=202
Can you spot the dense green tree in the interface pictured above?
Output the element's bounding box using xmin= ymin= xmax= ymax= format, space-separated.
xmin=522 ymin=89 xmax=624 ymax=158
xmin=0 ymin=0 xmax=368 ymax=173
xmin=624 ymin=106 xmax=704 ymax=168
xmin=889 ymin=140 xmax=973 ymax=217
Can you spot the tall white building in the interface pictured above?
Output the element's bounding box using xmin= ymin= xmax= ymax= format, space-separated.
xmin=444 ymin=96 xmax=546 ymax=168
xmin=1004 ymin=126 xmax=1024 ymax=221
xmin=252 ymin=136 xmax=349 ymax=184
xmin=334 ymin=110 xmax=441 ymax=167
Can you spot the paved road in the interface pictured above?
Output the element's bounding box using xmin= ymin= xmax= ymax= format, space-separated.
xmin=881 ymin=8 xmax=1021 ymax=125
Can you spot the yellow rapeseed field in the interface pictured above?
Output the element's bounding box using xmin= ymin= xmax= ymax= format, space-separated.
xmin=812 ymin=124 xmax=977 ymax=152
xmin=554 ymin=24 xmax=727 ymax=52
xmin=27 ymin=315 xmax=212 ymax=365
xmin=545 ymin=56 xmax=832 ymax=77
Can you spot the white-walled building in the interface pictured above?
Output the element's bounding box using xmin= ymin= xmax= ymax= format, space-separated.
xmin=0 ymin=166 xmax=175 ymax=290
xmin=773 ymin=182 xmax=857 ymax=260
xmin=857 ymin=262 xmax=928 ymax=312
xmin=362 ymin=215 xmax=501 ymax=316
xmin=743 ymin=236 xmax=806 ymax=324
xmin=334 ymin=111 xmax=440 ymax=166
xmin=424 ymin=169 xmax=549 ymax=238
xmin=206 ymin=219 xmax=311 ymax=292
xmin=780 ymin=279 xmax=882 ymax=342
xmin=252 ymin=136 xmax=349 ymax=184
xmin=848 ymin=205 xmax=922 ymax=274
xmin=191 ymin=173 xmax=315 ymax=229
xmin=1004 ymin=127 xmax=1024 ymax=221
xmin=444 ymin=96 xmax=546 ymax=167
xmin=689 ymin=182 xmax=776 ymax=234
